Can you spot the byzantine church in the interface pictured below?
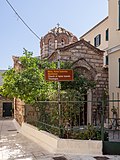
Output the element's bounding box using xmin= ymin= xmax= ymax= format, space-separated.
xmin=39 ymin=25 xmax=108 ymax=125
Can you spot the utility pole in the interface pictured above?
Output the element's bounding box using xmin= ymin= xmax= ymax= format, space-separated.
xmin=57 ymin=49 xmax=62 ymax=137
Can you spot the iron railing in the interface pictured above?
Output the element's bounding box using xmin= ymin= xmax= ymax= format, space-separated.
xmin=25 ymin=94 xmax=120 ymax=141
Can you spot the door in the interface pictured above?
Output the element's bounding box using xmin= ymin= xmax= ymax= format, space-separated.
xmin=3 ymin=102 xmax=12 ymax=117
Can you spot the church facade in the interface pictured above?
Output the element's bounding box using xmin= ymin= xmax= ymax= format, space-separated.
xmin=13 ymin=26 xmax=108 ymax=125
xmin=40 ymin=27 xmax=108 ymax=125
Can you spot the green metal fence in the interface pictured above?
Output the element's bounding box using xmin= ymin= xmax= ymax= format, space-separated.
xmin=25 ymin=99 xmax=107 ymax=139
xmin=102 ymin=93 xmax=120 ymax=155
xmin=25 ymin=93 xmax=120 ymax=154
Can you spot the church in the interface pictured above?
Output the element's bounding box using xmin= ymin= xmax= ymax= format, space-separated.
xmin=13 ymin=0 xmax=120 ymax=125
xmin=11 ymin=25 xmax=108 ymax=125
xmin=40 ymin=25 xmax=108 ymax=125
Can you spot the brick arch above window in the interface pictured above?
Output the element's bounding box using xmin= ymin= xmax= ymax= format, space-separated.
xmin=57 ymin=33 xmax=69 ymax=44
xmin=44 ymin=33 xmax=55 ymax=45
xmin=73 ymin=36 xmax=78 ymax=42
xmin=73 ymin=66 xmax=95 ymax=80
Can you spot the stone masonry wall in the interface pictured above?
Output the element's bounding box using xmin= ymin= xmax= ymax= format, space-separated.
xmin=48 ymin=40 xmax=108 ymax=124
xmin=14 ymin=98 xmax=25 ymax=125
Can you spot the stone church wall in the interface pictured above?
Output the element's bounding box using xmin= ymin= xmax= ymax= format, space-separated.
xmin=14 ymin=98 xmax=25 ymax=125
xmin=48 ymin=40 xmax=108 ymax=124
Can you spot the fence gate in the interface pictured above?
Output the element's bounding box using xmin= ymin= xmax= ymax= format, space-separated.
xmin=103 ymin=98 xmax=120 ymax=155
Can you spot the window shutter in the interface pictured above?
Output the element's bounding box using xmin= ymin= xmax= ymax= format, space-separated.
xmin=106 ymin=29 xmax=109 ymax=41
xmin=105 ymin=55 xmax=108 ymax=65
xmin=99 ymin=34 xmax=101 ymax=45
xmin=94 ymin=34 xmax=101 ymax=47
xmin=94 ymin=37 xmax=96 ymax=47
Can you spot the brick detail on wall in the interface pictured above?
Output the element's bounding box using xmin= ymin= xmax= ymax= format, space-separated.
xmin=48 ymin=39 xmax=108 ymax=124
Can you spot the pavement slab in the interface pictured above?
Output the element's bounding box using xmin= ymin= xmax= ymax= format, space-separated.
xmin=0 ymin=119 xmax=120 ymax=160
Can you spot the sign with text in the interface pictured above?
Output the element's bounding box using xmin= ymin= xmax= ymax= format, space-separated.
xmin=45 ymin=69 xmax=74 ymax=81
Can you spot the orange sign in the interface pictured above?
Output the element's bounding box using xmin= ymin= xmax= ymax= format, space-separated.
xmin=45 ymin=69 xmax=74 ymax=81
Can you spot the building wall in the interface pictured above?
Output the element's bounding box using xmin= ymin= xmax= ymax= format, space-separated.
xmin=49 ymin=42 xmax=108 ymax=99
xmin=108 ymin=0 xmax=120 ymax=49
xmin=108 ymin=0 xmax=120 ymax=101
xmin=109 ymin=50 xmax=120 ymax=118
xmin=109 ymin=50 xmax=120 ymax=97
xmin=14 ymin=98 xmax=25 ymax=125
xmin=80 ymin=17 xmax=109 ymax=68
xmin=48 ymin=40 xmax=108 ymax=124
xmin=80 ymin=17 xmax=109 ymax=51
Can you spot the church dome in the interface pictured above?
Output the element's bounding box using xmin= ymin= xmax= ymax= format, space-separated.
xmin=40 ymin=26 xmax=78 ymax=59
xmin=49 ymin=26 xmax=76 ymax=37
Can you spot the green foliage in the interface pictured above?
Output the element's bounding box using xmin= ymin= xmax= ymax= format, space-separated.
xmin=0 ymin=49 xmax=95 ymax=104
xmin=0 ymin=49 xmax=57 ymax=104
xmin=61 ymin=72 xmax=95 ymax=100
xmin=0 ymin=49 xmax=97 ymax=139
xmin=71 ymin=125 xmax=108 ymax=140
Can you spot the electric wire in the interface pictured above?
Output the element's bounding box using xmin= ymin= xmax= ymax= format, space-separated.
xmin=5 ymin=0 xmax=41 ymax=40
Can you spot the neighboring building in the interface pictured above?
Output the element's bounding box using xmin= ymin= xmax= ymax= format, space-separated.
xmin=80 ymin=0 xmax=120 ymax=117
xmin=81 ymin=17 xmax=109 ymax=51
xmin=108 ymin=0 xmax=120 ymax=100
xmin=80 ymin=17 xmax=109 ymax=67
xmin=0 ymin=70 xmax=13 ymax=118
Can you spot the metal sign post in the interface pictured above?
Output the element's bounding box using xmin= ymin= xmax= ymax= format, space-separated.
xmin=57 ymin=49 xmax=63 ymax=138
xmin=44 ymin=50 xmax=74 ymax=138
xmin=44 ymin=69 xmax=73 ymax=81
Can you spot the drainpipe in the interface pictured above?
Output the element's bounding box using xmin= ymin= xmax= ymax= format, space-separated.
xmin=57 ymin=49 xmax=63 ymax=138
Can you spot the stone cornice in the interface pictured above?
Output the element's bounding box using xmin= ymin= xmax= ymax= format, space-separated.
xmin=107 ymin=44 xmax=120 ymax=54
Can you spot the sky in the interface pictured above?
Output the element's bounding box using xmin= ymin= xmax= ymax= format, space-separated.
xmin=0 ymin=0 xmax=108 ymax=70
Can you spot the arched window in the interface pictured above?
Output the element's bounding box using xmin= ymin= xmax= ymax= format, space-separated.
xmin=61 ymin=39 xmax=65 ymax=46
xmin=48 ymin=39 xmax=52 ymax=54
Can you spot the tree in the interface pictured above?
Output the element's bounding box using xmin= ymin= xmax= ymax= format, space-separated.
xmin=0 ymin=49 xmax=57 ymax=104
xmin=0 ymin=49 xmax=96 ymax=137
xmin=0 ymin=49 xmax=95 ymax=104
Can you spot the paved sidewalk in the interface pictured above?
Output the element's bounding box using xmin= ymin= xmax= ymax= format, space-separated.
xmin=0 ymin=119 xmax=120 ymax=160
